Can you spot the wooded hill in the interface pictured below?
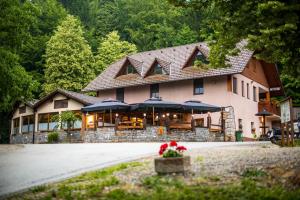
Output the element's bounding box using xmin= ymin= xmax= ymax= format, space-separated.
xmin=0 ymin=0 xmax=299 ymax=143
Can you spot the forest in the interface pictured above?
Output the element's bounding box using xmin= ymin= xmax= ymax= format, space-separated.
xmin=0 ymin=0 xmax=299 ymax=143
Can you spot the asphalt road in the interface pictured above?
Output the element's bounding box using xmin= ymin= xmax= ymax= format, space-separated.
xmin=0 ymin=142 xmax=268 ymax=197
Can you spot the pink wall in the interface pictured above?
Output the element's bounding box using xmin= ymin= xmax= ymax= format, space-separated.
xmin=97 ymin=89 xmax=115 ymax=100
xmin=125 ymin=85 xmax=150 ymax=103
xmin=97 ymin=75 xmax=273 ymax=138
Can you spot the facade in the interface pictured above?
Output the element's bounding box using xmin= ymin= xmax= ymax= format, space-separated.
xmin=10 ymin=42 xmax=284 ymax=143
xmin=83 ymin=42 xmax=284 ymax=139
xmin=10 ymin=89 xmax=100 ymax=143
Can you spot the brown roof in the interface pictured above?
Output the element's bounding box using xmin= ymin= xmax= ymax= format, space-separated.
xmin=33 ymin=89 xmax=101 ymax=108
xmin=83 ymin=41 xmax=254 ymax=92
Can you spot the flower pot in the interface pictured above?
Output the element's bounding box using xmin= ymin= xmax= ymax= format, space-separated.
xmin=154 ymin=156 xmax=191 ymax=174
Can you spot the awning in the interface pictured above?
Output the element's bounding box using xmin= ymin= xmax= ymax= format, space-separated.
xmin=181 ymin=100 xmax=221 ymax=113
xmin=255 ymin=108 xmax=273 ymax=116
xmin=81 ymin=98 xmax=130 ymax=112
xmin=130 ymin=97 xmax=182 ymax=110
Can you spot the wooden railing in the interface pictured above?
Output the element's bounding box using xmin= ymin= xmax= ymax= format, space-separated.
xmin=258 ymin=100 xmax=280 ymax=115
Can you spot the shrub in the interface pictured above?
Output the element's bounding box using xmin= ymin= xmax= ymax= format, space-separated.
xmin=48 ymin=132 xmax=59 ymax=143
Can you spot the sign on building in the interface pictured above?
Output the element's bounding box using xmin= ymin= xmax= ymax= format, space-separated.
xmin=280 ymin=99 xmax=291 ymax=123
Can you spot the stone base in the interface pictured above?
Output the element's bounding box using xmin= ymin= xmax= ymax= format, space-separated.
xmin=10 ymin=131 xmax=81 ymax=144
xmin=83 ymin=127 xmax=223 ymax=143
xmin=154 ymin=156 xmax=191 ymax=174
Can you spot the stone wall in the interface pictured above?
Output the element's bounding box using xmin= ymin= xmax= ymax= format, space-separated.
xmin=10 ymin=131 xmax=81 ymax=144
xmin=83 ymin=126 xmax=224 ymax=143
xmin=10 ymin=127 xmax=224 ymax=144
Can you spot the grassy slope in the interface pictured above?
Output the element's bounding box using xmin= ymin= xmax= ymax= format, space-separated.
xmin=8 ymin=161 xmax=300 ymax=200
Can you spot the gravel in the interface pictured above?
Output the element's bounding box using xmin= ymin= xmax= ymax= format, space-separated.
xmin=114 ymin=143 xmax=300 ymax=188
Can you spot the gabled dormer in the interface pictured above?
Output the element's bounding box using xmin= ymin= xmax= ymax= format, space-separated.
xmin=115 ymin=57 xmax=142 ymax=78
xmin=144 ymin=58 xmax=170 ymax=77
xmin=182 ymin=46 xmax=209 ymax=69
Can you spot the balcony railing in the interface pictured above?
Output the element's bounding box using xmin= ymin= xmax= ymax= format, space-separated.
xmin=258 ymin=100 xmax=280 ymax=116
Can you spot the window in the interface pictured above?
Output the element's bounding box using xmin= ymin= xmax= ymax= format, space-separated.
xmin=61 ymin=111 xmax=82 ymax=130
xmin=251 ymin=122 xmax=255 ymax=133
xmin=194 ymin=79 xmax=204 ymax=95
xmin=116 ymin=88 xmax=124 ymax=102
xmin=253 ymin=86 xmax=257 ymax=102
xmin=19 ymin=106 xmax=26 ymax=114
xmin=126 ymin=64 xmax=137 ymax=74
xmin=232 ymin=77 xmax=237 ymax=94
xmin=38 ymin=113 xmax=59 ymax=131
xmin=54 ymin=99 xmax=68 ymax=109
xmin=12 ymin=118 xmax=20 ymax=134
xmin=150 ymin=84 xmax=159 ymax=98
xmin=247 ymin=83 xmax=250 ymax=99
xmin=153 ymin=63 xmax=166 ymax=75
xmin=193 ymin=51 xmax=209 ymax=65
xmin=22 ymin=115 xmax=34 ymax=133
xmin=241 ymin=81 xmax=244 ymax=97
xmin=238 ymin=119 xmax=243 ymax=130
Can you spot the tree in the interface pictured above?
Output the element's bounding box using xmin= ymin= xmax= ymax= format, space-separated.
xmin=0 ymin=0 xmax=39 ymax=143
xmin=170 ymin=0 xmax=300 ymax=103
xmin=51 ymin=111 xmax=81 ymax=142
xmin=0 ymin=0 xmax=38 ymax=111
xmin=43 ymin=15 xmax=95 ymax=94
xmin=95 ymin=31 xmax=137 ymax=74
xmin=51 ymin=111 xmax=81 ymax=133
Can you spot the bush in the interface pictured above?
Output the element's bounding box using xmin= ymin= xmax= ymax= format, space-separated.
xmin=48 ymin=132 xmax=59 ymax=143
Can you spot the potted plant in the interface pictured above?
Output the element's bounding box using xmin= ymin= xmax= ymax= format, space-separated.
xmin=154 ymin=141 xmax=190 ymax=174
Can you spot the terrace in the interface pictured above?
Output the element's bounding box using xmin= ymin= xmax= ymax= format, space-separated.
xmin=80 ymin=98 xmax=224 ymax=142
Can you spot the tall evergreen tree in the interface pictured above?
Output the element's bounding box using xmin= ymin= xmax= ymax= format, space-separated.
xmin=43 ymin=15 xmax=95 ymax=94
xmin=95 ymin=31 xmax=137 ymax=74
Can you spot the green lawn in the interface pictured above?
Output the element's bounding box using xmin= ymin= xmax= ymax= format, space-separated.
xmin=8 ymin=161 xmax=300 ymax=200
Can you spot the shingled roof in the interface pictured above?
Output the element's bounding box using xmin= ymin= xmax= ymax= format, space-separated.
xmin=83 ymin=41 xmax=253 ymax=92
xmin=33 ymin=89 xmax=101 ymax=108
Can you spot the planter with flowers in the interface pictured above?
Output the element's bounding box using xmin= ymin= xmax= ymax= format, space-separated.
xmin=154 ymin=141 xmax=190 ymax=174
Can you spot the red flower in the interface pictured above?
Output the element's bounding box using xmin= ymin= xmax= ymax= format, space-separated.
xmin=159 ymin=143 xmax=168 ymax=155
xmin=159 ymin=149 xmax=164 ymax=155
xmin=176 ymin=146 xmax=187 ymax=152
xmin=160 ymin=143 xmax=168 ymax=150
xmin=169 ymin=140 xmax=177 ymax=147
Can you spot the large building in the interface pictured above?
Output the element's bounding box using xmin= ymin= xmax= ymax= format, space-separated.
xmin=11 ymin=41 xmax=284 ymax=143
xmin=83 ymin=41 xmax=283 ymax=139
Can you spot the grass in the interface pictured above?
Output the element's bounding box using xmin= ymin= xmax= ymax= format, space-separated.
xmin=242 ymin=168 xmax=267 ymax=178
xmin=105 ymin=178 xmax=300 ymax=200
xmin=8 ymin=162 xmax=300 ymax=200
xmin=294 ymin=139 xmax=300 ymax=147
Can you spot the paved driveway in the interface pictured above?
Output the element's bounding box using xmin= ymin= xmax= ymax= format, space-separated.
xmin=0 ymin=142 xmax=268 ymax=197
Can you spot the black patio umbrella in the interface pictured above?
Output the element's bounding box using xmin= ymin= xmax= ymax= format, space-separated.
xmin=182 ymin=100 xmax=221 ymax=114
xmin=82 ymin=98 xmax=129 ymax=124
xmin=255 ymin=108 xmax=272 ymax=136
xmin=131 ymin=97 xmax=182 ymax=125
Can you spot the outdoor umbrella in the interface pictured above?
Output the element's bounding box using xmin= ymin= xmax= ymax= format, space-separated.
xmin=131 ymin=97 xmax=182 ymax=125
xmin=181 ymin=100 xmax=221 ymax=114
xmin=81 ymin=98 xmax=130 ymax=124
xmin=255 ymin=108 xmax=272 ymax=136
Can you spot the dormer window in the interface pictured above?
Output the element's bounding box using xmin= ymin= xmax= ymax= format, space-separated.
xmin=126 ymin=64 xmax=137 ymax=74
xmin=193 ymin=51 xmax=209 ymax=66
xmin=144 ymin=58 xmax=170 ymax=77
xmin=182 ymin=47 xmax=209 ymax=69
xmin=115 ymin=58 xmax=141 ymax=78
xmin=152 ymin=63 xmax=167 ymax=75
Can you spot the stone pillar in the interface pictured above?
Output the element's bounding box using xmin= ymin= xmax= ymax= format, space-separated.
xmin=81 ymin=113 xmax=86 ymax=134
xmin=19 ymin=116 xmax=22 ymax=134
xmin=34 ymin=112 xmax=38 ymax=132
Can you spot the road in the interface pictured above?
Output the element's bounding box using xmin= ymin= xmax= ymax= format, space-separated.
xmin=0 ymin=142 xmax=268 ymax=197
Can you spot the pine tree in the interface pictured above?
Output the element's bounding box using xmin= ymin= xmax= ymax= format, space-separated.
xmin=95 ymin=31 xmax=137 ymax=75
xmin=43 ymin=15 xmax=95 ymax=93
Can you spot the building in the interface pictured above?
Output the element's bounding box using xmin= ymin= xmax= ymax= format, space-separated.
xmin=10 ymin=89 xmax=100 ymax=143
xmin=83 ymin=41 xmax=284 ymax=139
xmin=10 ymin=41 xmax=284 ymax=143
